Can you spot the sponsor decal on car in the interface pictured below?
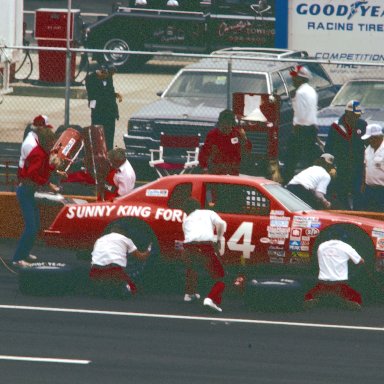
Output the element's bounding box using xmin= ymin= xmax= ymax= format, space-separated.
xmin=292 ymin=216 xmax=321 ymax=228
xmin=376 ymin=238 xmax=384 ymax=251
xmin=305 ymin=228 xmax=320 ymax=236
xmin=65 ymin=205 xmax=184 ymax=222
xmin=145 ymin=189 xmax=169 ymax=197
xmin=372 ymin=228 xmax=384 ymax=238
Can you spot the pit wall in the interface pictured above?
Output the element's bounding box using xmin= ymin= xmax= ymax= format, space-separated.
xmin=0 ymin=192 xmax=96 ymax=239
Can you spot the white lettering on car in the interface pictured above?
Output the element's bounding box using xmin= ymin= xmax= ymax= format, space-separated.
xmin=66 ymin=205 xmax=117 ymax=219
xmin=155 ymin=208 xmax=184 ymax=222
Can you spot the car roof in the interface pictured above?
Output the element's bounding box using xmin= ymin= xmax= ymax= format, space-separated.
xmin=181 ymin=56 xmax=293 ymax=73
xmin=146 ymin=174 xmax=278 ymax=185
xmin=211 ymin=47 xmax=309 ymax=60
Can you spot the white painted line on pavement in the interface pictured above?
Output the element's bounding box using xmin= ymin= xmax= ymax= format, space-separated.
xmin=0 ymin=304 xmax=383 ymax=332
xmin=0 ymin=355 xmax=91 ymax=364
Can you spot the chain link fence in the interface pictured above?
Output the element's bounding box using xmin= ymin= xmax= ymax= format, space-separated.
xmin=1 ymin=44 xmax=384 ymax=188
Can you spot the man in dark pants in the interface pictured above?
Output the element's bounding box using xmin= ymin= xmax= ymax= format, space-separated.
xmin=325 ymin=100 xmax=366 ymax=210
xmin=284 ymin=65 xmax=320 ymax=182
xmin=85 ymin=64 xmax=122 ymax=151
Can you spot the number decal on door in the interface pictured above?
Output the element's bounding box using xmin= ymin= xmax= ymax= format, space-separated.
xmin=227 ymin=222 xmax=255 ymax=259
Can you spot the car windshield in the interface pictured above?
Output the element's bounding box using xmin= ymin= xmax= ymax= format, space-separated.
xmin=264 ymin=184 xmax=313 ymax=212
xmin=331 ymin=81 xmax=384 ymax=109
xmin=165 ymin=71 xmax=268 ymax=98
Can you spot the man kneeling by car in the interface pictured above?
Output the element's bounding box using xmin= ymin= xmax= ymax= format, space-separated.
xmin=304 ymin=240 xmax=365 ymax=310
xmin=89 ymin=224 xmax=151 ymax=297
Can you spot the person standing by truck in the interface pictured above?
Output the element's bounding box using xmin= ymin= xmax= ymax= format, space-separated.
xmin=85 ymin=64 xmax=122 ymax=151
xmin=199 ymin=109 xmax=252 ymax=175
xmin=324 ymin=100 xmax=367 ymax=210
xmin=285 ymin=65 xmax=319 ymax=181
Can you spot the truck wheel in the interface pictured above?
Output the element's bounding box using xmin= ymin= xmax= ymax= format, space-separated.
xmin=102 ymin=38 xmax=150 ymax=71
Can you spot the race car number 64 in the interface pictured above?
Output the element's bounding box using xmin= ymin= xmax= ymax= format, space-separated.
xmin=216 ymin=222 xmax=255 ymax=259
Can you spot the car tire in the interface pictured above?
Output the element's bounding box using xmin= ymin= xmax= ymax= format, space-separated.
xmin=18 ymin=263 xmax=87 ymax=296
xmin=103 ymin=218 xmax=160 ymax=284
xmin=312 ymin=224 xmax=382 ymax=302
xmin=101 ymin=37 xmax=151 ymax=71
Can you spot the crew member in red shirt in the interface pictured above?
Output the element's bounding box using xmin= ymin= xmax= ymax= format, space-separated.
xmin=12 ymin=128 xmax=61 ymax=267
xmin=199 ymin=109 xmax=252 ymax=175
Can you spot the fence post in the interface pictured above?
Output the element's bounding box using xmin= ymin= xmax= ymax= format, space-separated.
xmin=64 ymin=0 xmax=73 ymax=128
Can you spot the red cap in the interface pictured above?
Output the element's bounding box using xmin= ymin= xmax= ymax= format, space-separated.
xmin=33 ymin=115 xmax=48 ymax=127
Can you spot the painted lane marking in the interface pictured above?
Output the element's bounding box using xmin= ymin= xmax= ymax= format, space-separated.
xmin=0 ymin=304 xmax=383 ymax=332
xmin=0 ymin=355 xmax=90 ymax=364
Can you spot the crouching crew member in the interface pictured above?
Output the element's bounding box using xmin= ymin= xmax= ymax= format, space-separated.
xmin=90 ymin=224 xmax=151 ymax=296
xmin=286 ymin=153 xmax=335 ymax=209
xmin=304 ymin=240 xmax=365 ymax=309
xmin=181 ymin=198 xmax=227 ymax=312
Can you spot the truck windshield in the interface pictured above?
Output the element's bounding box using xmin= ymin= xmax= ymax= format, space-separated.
xmin=165 ymin=71 xmax=268 ymax=97
xmin=264 ymin=184 xmax=314 ymax=212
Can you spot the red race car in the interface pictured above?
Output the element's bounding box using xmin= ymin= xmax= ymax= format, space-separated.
xmin=44 ymin=174 xmax=384 ymax=286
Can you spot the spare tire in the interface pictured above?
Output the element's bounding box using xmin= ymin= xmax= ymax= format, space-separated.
xmin=244 ymin=278 xmax=304 ymax=312
xmin=18 ymin=263 xmax=88 ymax=296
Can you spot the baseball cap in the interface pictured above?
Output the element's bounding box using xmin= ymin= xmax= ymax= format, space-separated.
xmin=33 ymin=115 xmax=48 ymax=127
xmin=289 ymin=65 xmax=311 ymax=79
xmin=320 ymin=153 xmax=334 ymax=165
xmin=361 ymin=123 xmax=383 ymax=140
xmin=345 ymin=100 xmax=363 ymax=115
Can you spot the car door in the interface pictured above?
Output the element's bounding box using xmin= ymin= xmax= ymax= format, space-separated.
xmin=202 ymin=181 xmax=273 ymax=266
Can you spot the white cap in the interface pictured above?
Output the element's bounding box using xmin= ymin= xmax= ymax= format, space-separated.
xmin=135 ymin=0 xmax=147 ymax=5
xmin=289 ymin=65 xmax=311 ymax=79
xmin=320 ymin=153 xmax=334 ymax=165
xmin=167 ymin=0 xmax=179 ymax=6
xmin=361 ymin=123 xmax=384 ymax=140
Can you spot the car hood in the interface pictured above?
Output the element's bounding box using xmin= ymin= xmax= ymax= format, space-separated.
xmin=317 ymin=105 xmax=384 ymax=137
xmin=130 ymin=97 xmax=227 ymax=122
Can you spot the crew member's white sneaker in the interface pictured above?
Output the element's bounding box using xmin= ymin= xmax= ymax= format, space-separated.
xmin=203 ymin=297 xmax=222 ymax=312
xmin=184 ymin=293 xmax=201 ymax=302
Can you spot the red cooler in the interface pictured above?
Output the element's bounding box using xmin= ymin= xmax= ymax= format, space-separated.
xmin=52 ymin=127 xmax=84 ymax=171
xmin=35 ymin=8 xmax=81 ymax=83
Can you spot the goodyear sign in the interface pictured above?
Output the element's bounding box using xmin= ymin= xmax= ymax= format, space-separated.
xmin=288 ymin=0 xmax=384 ymax=81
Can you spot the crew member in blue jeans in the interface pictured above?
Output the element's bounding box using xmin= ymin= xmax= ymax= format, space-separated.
xmin=12 ymin=128 xmax=61 ymax=267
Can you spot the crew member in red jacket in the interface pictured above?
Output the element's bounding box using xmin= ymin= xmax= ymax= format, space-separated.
xmin=12 ymin=128 xmax=61 ymax=267
xmin=199 ymin=109 xmax=252 ymax=175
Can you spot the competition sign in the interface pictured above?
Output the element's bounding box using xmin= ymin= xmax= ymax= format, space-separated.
xmin=288 ymin=0 xmax=384 ymax=82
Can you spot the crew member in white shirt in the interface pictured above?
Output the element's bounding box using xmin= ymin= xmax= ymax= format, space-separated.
xmin=90 ymin=224 xmax=151 ymax=295
xmin=361 ymin=123 xmax=384 ymax=212
xmin=286 ymin=153 xmax=335 ymax=209
xmin=285 ymin=65 xmax=319 ymax=181
xmin=181 ymin=198 xmax=227 ymax=312
xmin=102 ymin=148 xmax=136 ymax=201
xmin=304 ymin=240 xmax=365 ymax=309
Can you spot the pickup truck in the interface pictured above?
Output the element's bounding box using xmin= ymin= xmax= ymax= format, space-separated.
xmin=84 ymin=0 xmax=276 ymax=69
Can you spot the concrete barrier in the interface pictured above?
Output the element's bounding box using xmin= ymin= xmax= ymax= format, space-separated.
xmin=0 ymin=192 xmax=96 ymax=239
